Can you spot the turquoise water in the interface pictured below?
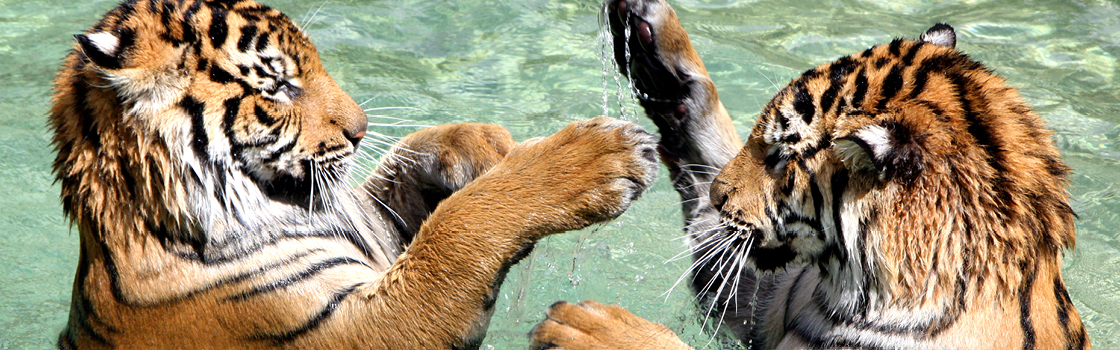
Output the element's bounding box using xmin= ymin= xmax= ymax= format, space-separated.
xmin=1 ymin=0 xmax=1118 ymax=348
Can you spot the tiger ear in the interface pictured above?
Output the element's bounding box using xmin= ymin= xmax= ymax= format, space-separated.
xmin=919 ymin=23 xmax=956 ymax=49
xmin=75 ymin=31 xmax=126 ymax=69
xmin=834 ymin=121 xmax=926 ymax=182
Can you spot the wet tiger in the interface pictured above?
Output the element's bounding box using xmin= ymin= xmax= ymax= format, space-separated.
xmin=530 ymin=0 xmax=1091 ymax=349
xmin=50 ymin=0 xmax=659 ymax=348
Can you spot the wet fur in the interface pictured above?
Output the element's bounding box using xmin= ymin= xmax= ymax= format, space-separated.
xmin=51 ymin=0 xmax=659 ymax=348
xmin=532 ymin=0 xmax=1090 ymax=349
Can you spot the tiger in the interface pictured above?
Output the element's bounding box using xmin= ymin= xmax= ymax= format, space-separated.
xmin=49 ymin=0 xmax=660 ymax=348
xmin=529 ymin=0 xmax=1091 ymax=348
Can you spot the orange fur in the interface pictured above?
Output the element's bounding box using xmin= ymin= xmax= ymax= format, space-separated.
xmin=534 ymin=0 xmax=1090 ymax=349
xmin=51 ymin=0 xmax=659 ymax=348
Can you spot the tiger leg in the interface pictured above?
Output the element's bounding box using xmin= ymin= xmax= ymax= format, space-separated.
xmin=605 ymin=0 xmax=739 ymax=241
xmin=361 ymin=123 xmax=515 ymax=246
xmin=340 ymin=117 xmax=659 ymax=349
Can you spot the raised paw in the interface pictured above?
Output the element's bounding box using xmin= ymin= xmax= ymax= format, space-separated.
xmin=529 ymin=300 xmax=693 ymax=350
xmin=466 ymin=117 xmax=659 ymax=239
xmin=605 ymin=0 xmax=719 ymax=117
xmin=362 ymin=123 xmax=515 ymax=243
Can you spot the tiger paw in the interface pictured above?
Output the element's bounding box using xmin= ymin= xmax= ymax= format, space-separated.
xmin=605 ymin=0 xmax=738 ymax=167
xmin=605 ymin=0 xmax=719 ymax=117
xmin=529 ymin=300 xmax=694 ymax=350
xmin=362 ymin=123 xmax=516 ymax=243
xmin=391 ymin=123 xmax=515 ymax=189
xmin=471 ymin=117 xmax=659 ymax=238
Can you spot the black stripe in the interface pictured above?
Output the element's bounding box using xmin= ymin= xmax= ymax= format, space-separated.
xmin=851 ymin=69 xmax=869 ymax=108
xmin=254 ymin=104 xmax=278 ymax=125
xmin=855 ymin=208 xmax=876 ymax=312
xmin=915 ymin=99 xmax=944 ymax=115
xmin=174 ymin=234 xmax=327 ymax=265
xmin=780 ymin=169 xmax=797 ymax=196
xmin=208 ymin=4 xmax=229 ymax=48
xmin=820 ymin=56 xmax=856 ymax=114
xmin=908 ymin=69 xmax=928 ymax=99
xmin=1019 ymin=262 xmax=1037 ymax=350
xmin=873 ymin=57 xmax=891 ymax=69
xmin=259 ymin=127 xmax=299 ymax=163
xmin=113 ymin=0 xmax=138 ymax=26
xmin=210 ymin=64 xmax=235 ymax=84
xmin=140 ymin=245 xmax=328 ymax=304
xmin=888 ymin=39 xmax=903 ymax=57
xmin=876 ymin=64 xmax=904 ymax=110
xmin=254 ymin=30 xmax=271 ymax=52
xmin=69 ymin=74 xmax=103 ymax=150
xmin=227 ymin=257 xmax=366 ymax=301
xmin=182 ymin=0 xmax=201 ymax=44
xmin=180 ymin=96 xmax=209 ymax=160
xmin=222 ymin=98 xmax=243 ymax=160
xmin=96 ymin=238 xmax=134 ymax=307
xmin=947 ymin=69 xmax=1013 ymax=211
xmin=829 ymin=169 xmax=848 ymax=264
xmin=254 ymin=64 xmax=274 ymax=80
xmin=901 ymin=41 xmax=923 ymax=65
xmin=800 ymin=138 xmax=831 ymax=160
xmin=1054 ymin=277 xmax=1073 ymax=349
xmin=793 ymin=85 xmax=815 ymax=124
xmin=112 ymin=27 xmax=137 ymax=65
xmin=801 ymin=67 xmax=824 ymax=80
xmin=237 ymin=24 xmax=257 ymax=52
xmin=72 ymin=289 xmax=115 ymax=345
xmin=807 ymin=169 xmax=824 ymax=233
xmin=786 ymin=266 xmax=809 ymax=317
xmin=252 ymin=283 xmax=362 ymax=344
xmin=776 ymin=93 xmax=792 ymax=130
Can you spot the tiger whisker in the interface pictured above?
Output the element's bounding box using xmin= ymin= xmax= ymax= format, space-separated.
xmin=364 ymin=106 xmax=422 ymax=112
xmin=663 ymin=233 xmax=735 ymax=302
xmin=300 ymin=1 xmax=329 ymax=29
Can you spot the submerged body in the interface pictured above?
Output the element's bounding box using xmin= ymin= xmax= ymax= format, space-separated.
xmin=531 ymin=0 xmax=1090 ymax=349
xmin=52 ymin=0 xmax=659 ymax=348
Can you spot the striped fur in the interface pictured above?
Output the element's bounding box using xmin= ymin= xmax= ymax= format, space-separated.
xmin=51 ymin=0 xmax=659 ymax=348
xmin=531 ymin=0 xmax=1090 ymax=349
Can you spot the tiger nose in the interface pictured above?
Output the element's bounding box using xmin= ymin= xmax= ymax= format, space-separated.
xmin=709 ymin=178 xmax=731 ymax=212
xmin=344 ymin=128 xmax=365 ymax=149
xmin=340 ymin=97 xmax=367 ymax=149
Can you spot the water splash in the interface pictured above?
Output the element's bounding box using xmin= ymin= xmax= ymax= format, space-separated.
xmin=597 ymin=2 xmax=640 ymax=119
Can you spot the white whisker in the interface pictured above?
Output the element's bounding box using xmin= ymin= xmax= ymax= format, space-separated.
xmin=364 ymin=106 xmax=422 ymax=112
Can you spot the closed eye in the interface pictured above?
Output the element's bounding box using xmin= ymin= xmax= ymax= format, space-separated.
xmin=275 ymin=80 xmax=302 ymax=99
xmin=764 ymin=144 xmax=790 ymax=174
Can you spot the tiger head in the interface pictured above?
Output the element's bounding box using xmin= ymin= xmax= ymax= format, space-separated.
xmin=52 ymin=0 xmax=369 ymax=253
xmin=708 ymin=24 xmax=1075 ymax=305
